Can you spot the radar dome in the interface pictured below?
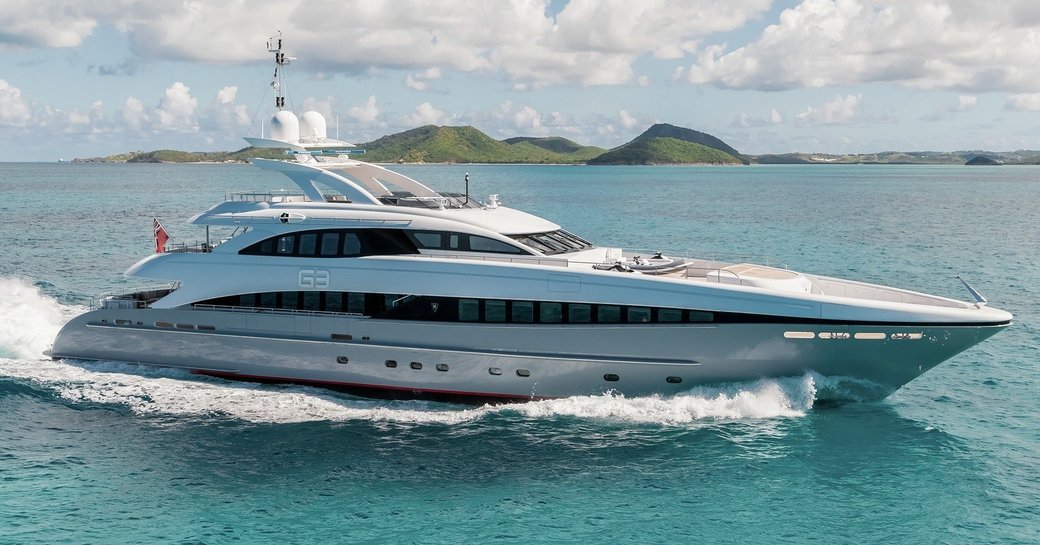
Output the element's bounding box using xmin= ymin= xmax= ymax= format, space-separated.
xmin=299 ymin=111 xmax=328 ymax=143
xmin=270 ymin=110 xmax=300 ymax=143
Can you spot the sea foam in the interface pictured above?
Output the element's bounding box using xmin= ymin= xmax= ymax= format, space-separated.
xmin=0 ymin=276 xmax=81 ymax=360
xmin=1 ymin=355 xmax=820 ymax=426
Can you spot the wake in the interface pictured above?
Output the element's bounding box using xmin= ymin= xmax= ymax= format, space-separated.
xmin=0 ymin=276 xmax=82 ymax=360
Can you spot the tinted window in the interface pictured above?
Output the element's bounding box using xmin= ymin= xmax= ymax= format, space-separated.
xmin=347 ymin=292 xmax=365 ymax=313
xmin=540 ymin=302 xmax=562 ymax=323
xmin=343 ymin=233 xmax=361 ymax=255
xmin=469 ymin=236 xmax=526 ymax=255
xmin=512 ymin=301 xmax=534 ymax=323
xmin=485 ymin=300 xmax=506 ymax=322
xmin=627 ymin=307 xmax=651 ymax=323
xmin=259 ymin=292 xmax=278 ymax=308
xmin=459 ymin=299 xmax=479 ymax=321
xmin=320 ymin=232 xmax=340 ymax=256
xmin=597 ymin=305 xmax=621 ymax=323
xmin=325 ymin=292 xmax=342 ymax=312
xmin=658 ymin=308 xmax=682 ymax=322
xmin=299 ymin=233 xmax=317 ymax=256
xmin=412 ymin=231 xmax=443 ymax=249
xmin=276 ymin=235 xmax=294 ymax=255
xmin=568 ymin=304 xmax=591 ymax=323
xmin=688 ymin=311 xmax=714 ymax=323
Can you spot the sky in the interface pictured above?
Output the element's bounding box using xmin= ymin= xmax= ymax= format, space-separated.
xmin=3 ymin=0 xmax=1040 ymax=161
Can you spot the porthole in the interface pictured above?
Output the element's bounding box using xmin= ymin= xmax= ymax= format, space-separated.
xmin=604 ymin=374 xmax=620 ymax=382
xmin=666 ymin=376 xmax=682 ymax=384
xmin=114 ymin=319 xmax=131 ymax=325
xmin=783 ymin=331 xmax=815 ymax=339
xmin=489 ymin=367 xmax=503 ymax=376
xmin=436 ymin=363 xmax=449 ymax=372
xmin=854 ymin=332 xmax=886 ymax=340
xmin=516 ymin=369 xmax=531 ymax=377
xmin=331 ymin=333 xmax=352 ymax=341
xmin=175 ymin=323 xmax=194 ymax=330
xmin=336 ymin=356 xmax=349 ymax=364
xmin=197 ymin=325 xmax=216 ymax=331
xmin=155 ymin=321 xmax=173 ymax=328
xmin=385 ymin=360 xmax=398 ymax=368
xmin=410 ymin=361 xmax=423 ymax=370
xmin=818 ymin=332 xmax=851 ymax=340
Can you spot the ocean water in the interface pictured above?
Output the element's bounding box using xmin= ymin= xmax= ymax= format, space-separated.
xmin=0 ymin=162 xmax=1037 ymax=544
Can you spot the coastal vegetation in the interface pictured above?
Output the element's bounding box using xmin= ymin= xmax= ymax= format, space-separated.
xmin=72 ymin=123 xmax=1040 ymax=166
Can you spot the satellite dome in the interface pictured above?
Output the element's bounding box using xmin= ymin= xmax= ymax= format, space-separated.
xmin=299 ymin=111 xmax=328 ymax=143
xmin=270 ymin=110 xmax=300 ymax=143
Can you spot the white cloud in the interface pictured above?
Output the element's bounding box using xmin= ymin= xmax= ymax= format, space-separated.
xmin=0 ymin=1 xmax=769 ymax=88
xmin=956 ymin=95 xmax=977 ymax=111
xmin=686 ymin=0 xmax=1040 ymax=92
xmin=406 ymin=102 xmax=449 ymax=126
xmin=121 ymin=96 xmax=147 ymax=131
xmin=514 ymin=105 xmax=542 ymax=131
xmin=0 ymin=0 xmax=101 ymax=48
xmin=770 ymin=108 xmax=782 ymax=123
xmin=619 ymin=110 xmax=638 ymax=129
xmin=795 ymin=94 xmax=862 ymax=125
xmin=202 ymin=86 xmax=249 ymax=132
xmin=216 ymin=86 xmax=237 ymax=104
xmin=154 ymin=82 xmax=198 ymax=131
xmin=1006 ymin=93 xmax=1040 ymax=111
xmin=405 ymin=67 xmax=442 ymax=91
xmin=637 ymin=75 xmax=650 ymax=87
xmin=0 ymin=80 xmax=32 ymax=126
xmin=349 ymin=95 xmax=381 ymax=124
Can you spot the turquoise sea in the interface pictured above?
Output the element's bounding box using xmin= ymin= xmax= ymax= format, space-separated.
xmin=0 ymin=162 xmax=1037 ymax=544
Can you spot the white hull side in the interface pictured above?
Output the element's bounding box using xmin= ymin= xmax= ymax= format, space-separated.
xmin=50 ymin=308 xmax=1008 ymax=402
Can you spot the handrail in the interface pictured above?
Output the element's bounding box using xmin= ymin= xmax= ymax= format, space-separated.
xmin=90 ymin=283 xmax=179 ymax=310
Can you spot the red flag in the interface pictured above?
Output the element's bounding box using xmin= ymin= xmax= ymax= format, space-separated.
xmin=153 ymin=217 xmax=169 ymax=253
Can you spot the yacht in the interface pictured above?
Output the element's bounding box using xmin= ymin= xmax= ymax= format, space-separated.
xmin=49 ymin=38 xmax=1012 ymax=403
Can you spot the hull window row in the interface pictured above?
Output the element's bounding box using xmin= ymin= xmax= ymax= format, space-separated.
xmin=194 ymin=291 xmax=714 ymax=323
xmin=240 ymin=229 xmax=417 ymax=258
xmin=239 ymin=228 xmax=533 ymax=258
xmin=380 ymin=296 xmax=714 ymax=324
xmin=198 ymin=291 xmax=405 ymax=315
xmin=406 ymin=230 xmax=531 ymax=255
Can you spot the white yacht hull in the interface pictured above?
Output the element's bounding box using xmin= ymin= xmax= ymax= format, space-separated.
xmin=51 ymin=306 xmax=1008 ymax=402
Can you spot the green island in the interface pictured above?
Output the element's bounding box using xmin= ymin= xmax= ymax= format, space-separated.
xmin=72 ymin=123 xmax=1040 ymax=166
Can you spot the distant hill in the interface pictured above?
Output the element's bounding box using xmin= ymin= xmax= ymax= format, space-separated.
xmin=589 ymin=123 xmax=746 ymax=165
xmin=503 ymin=136 xmax=599 ymax=156
xmin=359 ymin=126 xmax=603 ymax=164
xmin=965 ymin=155 xmax=1000 ymax=165
xmin=74 ymin=147 xmax=286 ymax=163
xmin=589 ymin=124 xmax=745 ymax=165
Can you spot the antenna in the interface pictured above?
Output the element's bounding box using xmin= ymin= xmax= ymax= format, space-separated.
xmin=464 ymin=172 xmax=470 ymax=205
xmin=268 ymin=31 xmax=294 ymax=110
